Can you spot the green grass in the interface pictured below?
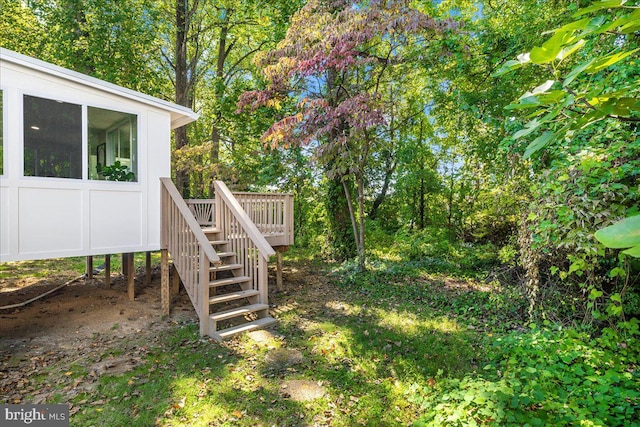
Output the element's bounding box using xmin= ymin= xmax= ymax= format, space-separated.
xmin=64 ymin=277 xmax=489 ymax=426
xmin=0 ymin=252 xmax=162 ymax=280
xmin=34 ymin=247 xmax=492 ymax=427
xmin=8 ymin=240 xmax=639 ymax=426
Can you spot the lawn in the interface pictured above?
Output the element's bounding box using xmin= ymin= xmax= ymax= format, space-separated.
xmin=3 ymin=247 xmax=639 ymax=426
xmin=65 ymin=256 xmax=493 ymax=426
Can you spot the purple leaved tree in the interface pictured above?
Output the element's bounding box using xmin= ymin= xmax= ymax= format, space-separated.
xmin=239 ymin=0 xmax=460 ymax=271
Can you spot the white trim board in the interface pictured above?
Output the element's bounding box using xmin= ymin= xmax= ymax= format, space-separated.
xmin=0 ymin=48 xmax=198 ymax=129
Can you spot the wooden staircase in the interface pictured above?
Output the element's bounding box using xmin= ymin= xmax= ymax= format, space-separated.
xmin=160 ymin=179 xmax=279 ymax=341
xmin=203 ymin=226 xmax=276 ymax=339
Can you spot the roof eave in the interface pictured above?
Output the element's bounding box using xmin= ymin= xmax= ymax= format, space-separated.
xmin=0 ymin=48 xmax=199 ymax=126
xmin=171 ymin=112 xmax=200 ymax=130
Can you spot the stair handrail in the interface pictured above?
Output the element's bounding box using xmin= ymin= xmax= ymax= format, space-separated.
xmin=160 ymin=178 xmax=219 ymax=263
xmin=213 ymin=180 xmax=276 ymax=260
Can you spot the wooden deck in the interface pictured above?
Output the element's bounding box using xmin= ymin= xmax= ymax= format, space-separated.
xmin=186 ymin=192 xmax=294 ymax=248
xmin=160 ymin=180 xmax=293 ymax=340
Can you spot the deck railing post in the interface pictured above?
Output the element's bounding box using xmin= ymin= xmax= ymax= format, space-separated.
xmin=199 ymin=249 xmax=209 ymax=336
xmin=160 ymin=183 xmax=167 ymax=250
xmin=285 ymin=194 xmax=294 ymax=245
xmin=259 ymin=256 xmax=268 ymax=304
xmin=214 ymin=185 xmax=222 ymax=234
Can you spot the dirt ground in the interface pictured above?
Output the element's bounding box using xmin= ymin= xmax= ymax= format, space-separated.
xmin=0 ymin=267 xmax=199 ymax=405
xmin=0 ymin=263 xmax=315 ymax=407
xmin=0 ymin=268 xmax=197 ymax=348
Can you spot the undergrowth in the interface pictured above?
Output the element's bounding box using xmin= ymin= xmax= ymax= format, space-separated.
xmin=335 ymin=226 xmax=640 ymax=427
xmin=410 ymin=323 xmax=640 ymax=427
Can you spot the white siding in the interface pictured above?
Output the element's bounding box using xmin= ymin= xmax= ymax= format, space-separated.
xmin=18 ymin=187 xmax=83 ymax=254
xmin=90 ymin=190 xmax=143 ymax=250
xmin=0 ymin=187 xmax=9 ymax=257
xmin=146 ymin=110 xmax=171 ymax=248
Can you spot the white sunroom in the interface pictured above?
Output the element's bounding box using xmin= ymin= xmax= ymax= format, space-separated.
xmin=0 ymin=48 xmax=199 ymax=263
xmin=1 ymin=48 xmax=296 ymax=339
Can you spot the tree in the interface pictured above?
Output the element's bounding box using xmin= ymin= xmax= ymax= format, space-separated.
xmin=158 ymin=0 xmax=302 ymax=197
xmin=239 ymin=0 xmax=460 ymax=271
xmin=26 ymin=0 xmax=162 ymax=94
xmin=155 ymin=0 xmax=208 ymax=197
xmin=0 ymin=0 xmax=49 ymax=58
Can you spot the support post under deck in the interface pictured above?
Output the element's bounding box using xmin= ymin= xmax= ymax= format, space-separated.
xmin=161 ymin=249 xmax=169 ymax=316
xmin=126 ymin=253 xmax=135 ymax=301
xmin=145 ymin=251 xmax=152 ymax=285
xmin=86 ymin=256 xmax=93 ymax=280
xmin=105 ymin=255 xmax=111 ymax=289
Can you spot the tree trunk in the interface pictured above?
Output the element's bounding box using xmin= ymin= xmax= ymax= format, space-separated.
xmin=356 ymin=177 xmax=366 ymax=272
xmin=447 ymin=164 xmax=455 ymax=229
xmin=324 ymin=67 xmax=356 ymax=261
xmin=174 ymin=0 xmax=191 ymax=198
xmin=418 ymin=119 xmax=425 ymax=230
xmin=174 ymin=127 xmax=190 ymax=198
xmin=325 ymin=173 xmax=356 ymax=261
xmin=419 ymin=174 xmax=425 ymax=230
xmin=342 ymin=178 xmax=360 ymax=258
xmin=369 ymin=153 xmax=395 ymax=220
xmin=209 ymin=18 xmax=229 ymax=197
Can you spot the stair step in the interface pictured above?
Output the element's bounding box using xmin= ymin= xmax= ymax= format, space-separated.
xmin=216 ymin=251 xmax=236 ymax=258
xmin=210 ymin=263 xmax=243 ymax=272
xmin=210 ymin=303 xmax=268 ymax=322
xmin=216 ymin=317 xmax=278 ymax=340
xmin=209 ymin=276 xmax=251 ymax=287
xmin=209 ymin=240 xmax=229 ymax=246
xmin=202 ymin=227 xmax=221 ymax=234
xmin=209 ymin=289 xmax=259 ymax=305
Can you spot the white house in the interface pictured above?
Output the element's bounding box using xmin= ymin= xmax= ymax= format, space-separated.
xmin=0 ymin=48 xmax=198 ymax=263
xmin=0 ymin=48 xmax=295 ymax=340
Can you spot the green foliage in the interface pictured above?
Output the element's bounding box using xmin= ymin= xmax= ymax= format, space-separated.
xmin=393 ymin=227 xmax=499 ymax=277
xmin=0 ymin=0 xmax=49 ymax=58
xmin=411 ymin=325 xmax=640 ymax=426
xmin=496 ymin=1 xmax=640 ymax=158
xmin=337 ymin=257 xmax=529 ymax=332
xmin=596 ymin=215 xmax=640 ymax=257
xmin=25 ymin=0 xmax=164 ymax=95
xmin=497 ymin=0 xmax=640 ymax=322
xmin=517 ymin=131 xmax=640 ymax=322
xmin=99 ymin=161 xmax=135 ymax=182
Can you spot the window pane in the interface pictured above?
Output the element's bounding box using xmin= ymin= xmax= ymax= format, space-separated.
xmin=88 ymin=107 xmax=137 ymax=182
xmin=23 ymin=95 xmax=82 ymax=179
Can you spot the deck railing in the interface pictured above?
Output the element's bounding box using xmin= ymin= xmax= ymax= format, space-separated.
xmin=187 ymin=191 xmax=294 ymax=247
xmin=213 ymin=181 xmax=275 ymax=303
xmin=233 ymin=192 xmax=294 ymax=246
xmin=161 ymin=178 xmax=219 ymax=335
xmin=186 ymin=199 xmax=216 ymax=228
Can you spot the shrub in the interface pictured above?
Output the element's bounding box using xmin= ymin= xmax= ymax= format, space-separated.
xmin=411 ymin=324 xmax=640 ymax=426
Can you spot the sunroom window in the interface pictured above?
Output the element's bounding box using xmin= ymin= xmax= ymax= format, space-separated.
xmin=23 ymin=95 xmax=82 ymax=179
xmin=88 ymin=107 xmax=137 ymax=181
